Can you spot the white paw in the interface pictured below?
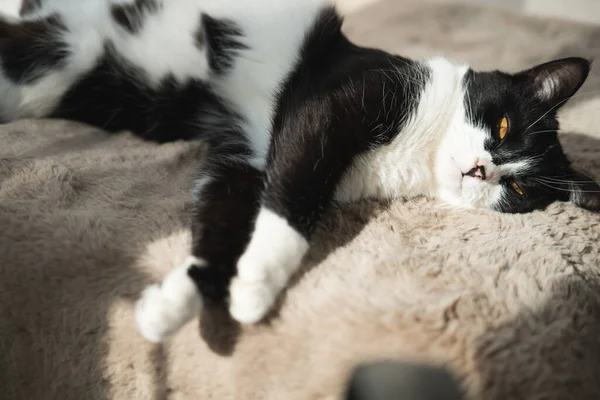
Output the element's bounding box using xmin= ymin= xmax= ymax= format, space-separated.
xmin=135 ymin=258 xmax=203 ymax=342
xmin=228 ymin=208 xmax=310 ymax=325
xmin=228 ymin=275 xmax=280 ymax=325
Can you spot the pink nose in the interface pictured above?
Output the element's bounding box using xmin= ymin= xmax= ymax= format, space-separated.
xmin=473 ymin=167 xmax=485 ymax=179
xmin=463 ymin=159 xmax=488 ymax=180
xmin=475 ymin=159 xmax=488 ymax=168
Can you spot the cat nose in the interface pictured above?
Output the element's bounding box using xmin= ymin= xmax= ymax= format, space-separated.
xmin=463 ymin=161 xmax=487 ymax=180
xmin=476 ymin=159 xmax=488 ymax=168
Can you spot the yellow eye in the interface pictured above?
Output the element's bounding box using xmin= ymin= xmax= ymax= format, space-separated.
xmin=498 ymin=116 xmax=508 ymax=140
xmin=511 ymin=181 xmax=524 ymax=196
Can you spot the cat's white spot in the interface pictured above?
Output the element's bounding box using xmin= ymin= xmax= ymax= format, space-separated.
xmin=336 ymin=56 xmax=534 ymax=211
xmin=111 ymin=0 xmax=211 ymax=86
xmin=336 ymin=57 xmax=469 ymax=203
xmin=5 ymin=0 xmax=327 ymax=149
xmin=229 ymin=207 xmax=309 ymax=324
xmin=0 ymin=0 xmax=21 ymax=17
xmin=424 ymin=58 xmax=529 ymax=210
xmin=207 ymin=0 xmax=328 ymax=167
xmin=14 ymin=0 xmax=110 ymax=118
xmin=135 ymin=256 xmax=204 ymax=342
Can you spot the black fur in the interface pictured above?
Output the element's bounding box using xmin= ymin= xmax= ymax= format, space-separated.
xmin=187 ymin=8 xmax=425 ymax=301
xmin=0 ymin=4 xmax=597 ymax=313
xmin=111 ymin=0 xmax=160 ymax=34
xmin=200 ymin=14 xmax=248 ymax=74
xmin=464 ymin=58 xmax=596 ymax=213
xmin=265 ymin=8 xmax=424 ymax=237
xmin=188 ymin=158 xmax=264 ymax=304
xmin=0 ymin=15 xmax=69 ymax=84
xmin=50 ymin=44 xmax=242 ymax=145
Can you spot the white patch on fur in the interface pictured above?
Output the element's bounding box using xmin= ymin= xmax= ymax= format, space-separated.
xmin=12 ymin=0 xmax=111 ymax=118
xmin=135 ymin=256 xmax=203 ymax=342
xmin=111 ymin=0 xmax=210 ymax=86
xmin=0 ymin=0 xmax=21 ymax=17
xmin=229 ymin=207 xmax=309 ymax=324
xmin=206 ymin=0 xmax=328 ymax=167
xmin=432 ymin=59 xmax=534 ymax=210
xmin=8 ymin=0 xmax=213 ymax=118
xmin=2 ymin=0 xmax=327 ymax=169
xmin=335 ymin=57 xmax=469 ymax=202
xmin=336 ymin=56 xmax=532 ymax=210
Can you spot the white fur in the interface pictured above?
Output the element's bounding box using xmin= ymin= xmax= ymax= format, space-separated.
xmin=336 ymin=56 xmax=531 ymax=210
xmin=11 ymin=0 xmax=111 ymax=118
xmin=9 ymin=0 xmax=212 ymax=118
xmin=5 ymin=0 xmax=327 ymax=156
xmin=205 ymin=0 xmax=327 ymax=167
xmin=335 ymin=57 xmax=466 ymax=202
xmin=111 ymin=0 xmax=211 ymax=86
xmin=5 ymin=1 xmax=539 ymax=336
xmin=135 ymin=256 xmax=203 ymax=342
xmin=229 ymin=207 xmax=309 ymax=324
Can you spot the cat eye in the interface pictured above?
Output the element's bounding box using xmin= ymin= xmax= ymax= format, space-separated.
xmin=510 ymin=181 xmax=524 ymax=196
xmin=498 ymin=116 xmax=509 ymax=140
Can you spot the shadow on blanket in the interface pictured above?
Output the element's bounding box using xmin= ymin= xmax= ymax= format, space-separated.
xmin=1 ymin=0 xmax=600 ymax=395
xmin=0 ymin=120 xmax=599 ymax=399
xmin=199 ymin=200 xmax=389 ymax=356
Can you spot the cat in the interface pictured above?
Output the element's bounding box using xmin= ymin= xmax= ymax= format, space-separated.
xmin=4 ymin=0 xmax=599 ymax=342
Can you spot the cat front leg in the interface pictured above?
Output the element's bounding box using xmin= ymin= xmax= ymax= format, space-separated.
xmin=229 ymin=116 xmax=365 ymax=324
xmin=135 ymin=155 xmax=264 ymax=342
xmin=228 ymin=206 xmax=310 ymax=324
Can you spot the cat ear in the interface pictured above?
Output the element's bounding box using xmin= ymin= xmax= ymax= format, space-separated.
xmin=516 ymin=57 xmax=591 ymax=108
xmin=564 ymin=169 xmax=600 ymax=212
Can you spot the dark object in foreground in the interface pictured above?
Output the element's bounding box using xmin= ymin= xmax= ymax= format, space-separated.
xmin=346 ymin=361 xmax=464 ymax=400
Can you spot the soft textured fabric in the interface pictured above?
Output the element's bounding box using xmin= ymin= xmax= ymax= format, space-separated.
xmin=1 ymin=1 xmax=599 ymax=399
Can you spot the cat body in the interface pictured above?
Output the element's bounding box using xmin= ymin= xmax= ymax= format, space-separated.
xmin=4 ymin=0 xmax=599 ymax=342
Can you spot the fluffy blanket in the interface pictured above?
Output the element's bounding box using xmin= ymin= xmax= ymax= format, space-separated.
xmin=1 ymin=1 xmax=599 ymax=399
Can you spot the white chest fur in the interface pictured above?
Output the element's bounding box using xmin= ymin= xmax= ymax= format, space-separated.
xmin=335 ymin=57 xmax=470 ymax=203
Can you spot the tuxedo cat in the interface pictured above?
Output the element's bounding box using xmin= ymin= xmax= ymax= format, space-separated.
xmin=5 ymin=0 xmax=599 ymax=342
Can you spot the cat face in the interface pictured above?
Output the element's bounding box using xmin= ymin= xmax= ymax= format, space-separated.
xmin=435 ymin=57 xmax=600 ymax=213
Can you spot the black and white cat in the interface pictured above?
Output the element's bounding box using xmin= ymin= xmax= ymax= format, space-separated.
xmin=5 ymin=0 xmax=599 ymax=342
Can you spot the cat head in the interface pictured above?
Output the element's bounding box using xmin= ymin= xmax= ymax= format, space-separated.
xmin=434 ymin=57 xmax=600 ymax=213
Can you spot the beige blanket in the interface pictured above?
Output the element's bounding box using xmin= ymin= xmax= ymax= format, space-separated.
xmin=1 ymin=1 xmax=599 ymax=399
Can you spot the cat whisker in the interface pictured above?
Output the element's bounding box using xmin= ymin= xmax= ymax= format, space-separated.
xmin=521 ymin=88 xmax=600 ymax=135
xmin=525 ymin=129 xmax=559 ymax=135
xmin=378 ymin=51 xmax=426 ymax=77
xmin=537 ymin=176 xmax=598 ymax=184
xmin=371 ymin=68 xmax=395 ymax=83
xmin=369 ymin=67 xmax=425 ymax=89
xmin=461 ymin=71 xmax=473 ymax=122
xmin=532 ymin=178 xmax=600 ymax=193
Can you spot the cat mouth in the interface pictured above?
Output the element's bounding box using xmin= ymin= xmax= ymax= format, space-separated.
xmin=462 ymin=166 xmax=486 ymax=180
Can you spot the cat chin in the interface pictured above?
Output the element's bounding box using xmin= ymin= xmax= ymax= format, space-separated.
xmin=435 ymin=177 xmax=502 ymax=210
xmin=436 ymin=187 xmax=466 ymax=208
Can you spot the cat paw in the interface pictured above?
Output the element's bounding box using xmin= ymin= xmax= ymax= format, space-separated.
xmin=228 ymin=275 xmax=279 ymax=325
xmin=135 ymin=257 xmax=203 ymax=342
